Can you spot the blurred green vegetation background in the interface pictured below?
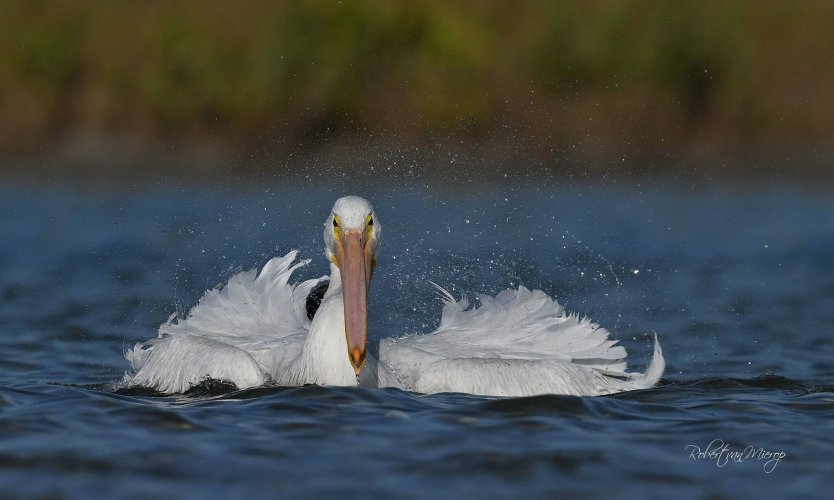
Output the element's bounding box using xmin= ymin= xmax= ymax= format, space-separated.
xmin=1 ymin=0 xmax=833 ymax=182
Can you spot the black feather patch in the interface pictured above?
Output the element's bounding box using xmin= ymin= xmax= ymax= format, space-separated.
xmin=306 ymin=281 xmax=329 ymax=320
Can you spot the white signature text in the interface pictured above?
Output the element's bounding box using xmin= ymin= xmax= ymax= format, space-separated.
xmin=685 ymin=439 xmax=786 ymax=473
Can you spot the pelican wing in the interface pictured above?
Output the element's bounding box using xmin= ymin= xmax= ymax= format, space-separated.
xmin=378 ymin=286 xmax=664 ymax=396
xmin=124 ymin=251 xmax=326 ymax=392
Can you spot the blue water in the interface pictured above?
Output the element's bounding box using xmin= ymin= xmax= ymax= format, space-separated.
xmin=1 ymin=180 xmax=832 ymax=498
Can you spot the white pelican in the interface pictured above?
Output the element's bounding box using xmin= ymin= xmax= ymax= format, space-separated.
xmin=124 ymin=196 xmax=664 ymax=396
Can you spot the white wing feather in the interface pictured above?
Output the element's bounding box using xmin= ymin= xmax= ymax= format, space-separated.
xmin=158 ymin=251 xmax=319 ymax=340
xmin=123 ymin=251 xmax=325 ymax=392
xmin=379 ymin=285 xmax=664 ymax=397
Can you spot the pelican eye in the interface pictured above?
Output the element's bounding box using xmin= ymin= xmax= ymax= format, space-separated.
xmin=368 ymin=217 xmax=373 ymax=227
xmin=333 ymin=218 xmax=339 ymax=228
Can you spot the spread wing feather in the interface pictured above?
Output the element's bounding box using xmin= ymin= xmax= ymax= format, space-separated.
xmin=379 ymin=285 xmax=664 ymax=396
xmin=158 ymin=251 xmax=322 ymax=340
xmin=123 ymin=251 xmax=325 ymax=391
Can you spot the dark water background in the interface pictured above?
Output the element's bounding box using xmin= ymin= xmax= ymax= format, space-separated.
xmin=1 ymin=180 xmax=832 ymax=498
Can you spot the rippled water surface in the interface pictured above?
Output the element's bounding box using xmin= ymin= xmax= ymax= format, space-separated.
xmin=1 ymin=181 xmax=832 ymax=498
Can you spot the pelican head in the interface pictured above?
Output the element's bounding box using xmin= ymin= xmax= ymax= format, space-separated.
xmin=324 ymin=196 xmax=380 ymax=375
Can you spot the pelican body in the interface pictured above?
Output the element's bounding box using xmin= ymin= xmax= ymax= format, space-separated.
xmin=125 ymin=196 xmax=664 ymax=396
